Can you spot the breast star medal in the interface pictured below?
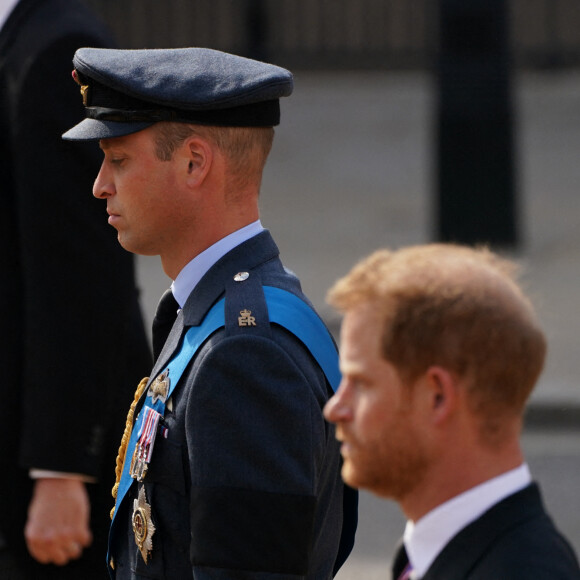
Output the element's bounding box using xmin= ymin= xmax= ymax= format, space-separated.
xmin=132 ymin=486 xmax=155 ymax=564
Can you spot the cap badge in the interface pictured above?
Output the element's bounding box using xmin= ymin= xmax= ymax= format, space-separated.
xmin=72 ymin=70 xmax=90 ymax=106
xmin=132 ymin=486 xmax=156 ymax=564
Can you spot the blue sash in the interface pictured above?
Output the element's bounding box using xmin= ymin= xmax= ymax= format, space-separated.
xmin=111 ymin=286 xmax=340 ymax=523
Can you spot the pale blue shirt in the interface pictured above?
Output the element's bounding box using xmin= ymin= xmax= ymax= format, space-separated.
xmin=171 ymin=220 xmax=265 ymax=307
xmin=404 ymin=463 xmax=533 ymax=579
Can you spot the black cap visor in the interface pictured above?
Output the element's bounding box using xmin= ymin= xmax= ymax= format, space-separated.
xmin=62 ymin=118 xmax=154 ymax=141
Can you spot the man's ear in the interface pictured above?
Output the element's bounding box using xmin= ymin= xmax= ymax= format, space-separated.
xmin=419 ymin=366 xmax=459 ymax=425
xmin=183 ymin=136 xmax=213 ymax=187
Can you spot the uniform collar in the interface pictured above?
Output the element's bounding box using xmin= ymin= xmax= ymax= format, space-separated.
xmin=149 ymin=228 xmax=280 ymax=377
xmin=171 ymin=220 xmax=264 ymax=308
xmin=180 ymin=228 xmax=279 ymax=327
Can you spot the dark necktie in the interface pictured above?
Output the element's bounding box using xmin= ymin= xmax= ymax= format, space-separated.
xmin=152 ymin=289 xmax=179 ymax=361
xmin=392 ymin=543 xmax=414 ymax=580
xmin=398 ymin=563 xmax=414 ymax=580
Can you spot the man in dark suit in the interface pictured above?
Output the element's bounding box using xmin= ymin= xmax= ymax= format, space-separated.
xmin=0 ymin=1 xmax=151 ymax=578
xmin=324 ymin=244 xmax=580 ymax=579
xmin=62 ymin=47 xmax=357 ymax=578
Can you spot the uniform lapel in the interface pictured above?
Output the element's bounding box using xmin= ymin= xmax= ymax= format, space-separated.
xmin=149 ymin=310 xmax=185 ymax=381
xmin=148 ymin=230 xmax=280 ymax=384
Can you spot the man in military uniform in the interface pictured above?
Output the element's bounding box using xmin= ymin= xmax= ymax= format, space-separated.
xmin=63 ymin=47 xmax=357 ymax=578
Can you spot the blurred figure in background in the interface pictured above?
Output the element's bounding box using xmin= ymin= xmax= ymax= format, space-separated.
xmin=0 ymin=0 xmax=151 ymax=577
xmin=324 ymin=244 xmax=580 ymax=580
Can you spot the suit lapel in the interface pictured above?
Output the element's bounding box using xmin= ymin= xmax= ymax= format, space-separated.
xmin=422 ymin=484 xmax=543 ymax=579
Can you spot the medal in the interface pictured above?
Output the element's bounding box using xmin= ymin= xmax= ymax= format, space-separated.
xmin=129 ymin=406 xmax=161 ymax=482
xmin=148 ymin=369 xmax=170 ymax=404
xmin=132 ymin=486 xmax=155 ymax=563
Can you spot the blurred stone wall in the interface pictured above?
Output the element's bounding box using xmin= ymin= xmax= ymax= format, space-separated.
xmin=81 ymin=0 xmax=580 ymax=69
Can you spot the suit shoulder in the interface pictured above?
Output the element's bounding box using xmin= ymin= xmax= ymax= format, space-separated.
xmin=5 ymin=0 xmax=113 ymax=72
xmin=471 ymin=511 xmax=580 ymax=579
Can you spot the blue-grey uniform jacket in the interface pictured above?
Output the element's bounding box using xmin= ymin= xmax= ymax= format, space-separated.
xmin=108 ymin=231 xmax=357 ymax=579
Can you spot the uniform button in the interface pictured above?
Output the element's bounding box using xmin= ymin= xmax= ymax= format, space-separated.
xmin=233 ymin=271 xmax=250 ymax=282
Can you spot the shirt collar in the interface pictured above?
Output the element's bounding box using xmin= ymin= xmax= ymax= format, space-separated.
xmin=171 ymin=220 xmax=264 ymax=307
xmin=0 ymin=0 xmax=19 ymax=30
xmin=404 ymin=463 xmax=532 ymax=578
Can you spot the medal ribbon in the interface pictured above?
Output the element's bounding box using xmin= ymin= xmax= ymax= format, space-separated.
xmin=138 ymin=406 xmax=161 ymax=463
xmin=129 ymin=406 xmax=161 ymax=482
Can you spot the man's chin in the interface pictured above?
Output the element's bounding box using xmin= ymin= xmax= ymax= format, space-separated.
xmin=116 ymin=234 xmax=146 ymax=255
xmin=116 ymin=239 xmax=143 ymax=257
xmin=340 ymin=463 xmax=362 ymax=490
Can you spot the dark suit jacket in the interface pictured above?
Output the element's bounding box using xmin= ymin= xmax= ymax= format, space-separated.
xmin=0 ymin=1 xmax=151 ymax=577
xmin=109 ymin=231 xmax=357 ymax=579
xmin=402 ymin=483 xmax=580 ymax=580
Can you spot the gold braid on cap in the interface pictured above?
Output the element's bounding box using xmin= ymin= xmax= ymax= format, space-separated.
xmin=110 ymin=376 xmax=149 ymax=519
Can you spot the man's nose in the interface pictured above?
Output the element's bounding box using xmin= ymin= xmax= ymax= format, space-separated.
xmin=93 ymin=161 xmax=115 ymax=199
xmin=323 ymin=381 xmax=352 ymax=424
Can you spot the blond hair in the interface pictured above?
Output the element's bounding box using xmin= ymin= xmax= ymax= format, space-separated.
xmin=153 ymin=122 xmax=274 ymax=193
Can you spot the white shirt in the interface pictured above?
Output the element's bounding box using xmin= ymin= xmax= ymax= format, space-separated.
xmin=404 ymin=463 xmax=533 ymax=578
xmin=171 ymin=220 xmax=265 ymax=307
xmin=0 ymin=0 xmax=19 ymax=30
